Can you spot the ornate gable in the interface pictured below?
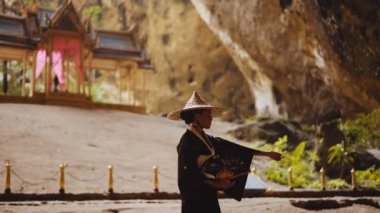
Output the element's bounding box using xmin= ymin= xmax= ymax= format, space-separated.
xmin=49 ymin=1 xmax=85 ymax=34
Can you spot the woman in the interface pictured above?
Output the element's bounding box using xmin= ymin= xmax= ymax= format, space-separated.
xmin=167 ymin=91 xmax=283 ymax=213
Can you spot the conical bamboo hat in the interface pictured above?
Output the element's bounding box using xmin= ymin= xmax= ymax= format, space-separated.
xmin=167 ymin=91 xmax=225 ymax=120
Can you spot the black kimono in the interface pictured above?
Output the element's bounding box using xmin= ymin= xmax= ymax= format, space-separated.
xmin=177 ymin=127 xmax=256 ymax=213
xmin=177 ymin=129 xmax=221 ymax=213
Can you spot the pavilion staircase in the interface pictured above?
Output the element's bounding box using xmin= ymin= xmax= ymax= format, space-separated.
xmin=39 ymin=92 xmax=92 ymax=108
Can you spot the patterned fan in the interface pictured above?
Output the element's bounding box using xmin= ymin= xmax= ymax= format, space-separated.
xmin=201 ymin=154 xmax=251 ymax=181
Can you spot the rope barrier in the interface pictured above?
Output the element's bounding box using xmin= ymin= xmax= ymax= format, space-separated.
xmin=114 ymin=171 xmax=149 ymax=183
xmin=158 ymin=171 xmax=176 ymax=181
xmin=11 ymin=170 xmax=58 ymax=186
xmin=0 ymin=161 xmax=370 ymax=194
xmin=66 ymin=172 xmax=106 ymax=182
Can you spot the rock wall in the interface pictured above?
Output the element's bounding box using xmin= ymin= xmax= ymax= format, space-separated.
xmin=124 ymin=0 xmax=253 ymax=121
xmin=190 ymin=0 xmax=379 ymax=123
xmin=317 ymin=0 xmax=380 ymax=103
xmin=8 ymin=0 xmax=379 ymax=123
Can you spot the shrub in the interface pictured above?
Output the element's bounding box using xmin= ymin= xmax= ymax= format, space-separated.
xmin=263 ymin=135 xmax=320 ymax=188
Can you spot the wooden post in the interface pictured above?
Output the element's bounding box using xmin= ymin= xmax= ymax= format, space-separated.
xmin=351 ymin=168 xmax=357 ymax=190
xmin=153 ymin=165 xmax=159 ymax=193
xmin=59 ymin=163 xmax=65 ymax=194
xmin=320 ymin=167 xmax=326 ymax=191
xmin=288 ymin=167 xmax=293 ymax=190
xmin=4 ymin=161 xmax=11 ymax=194
xmin=108 ymin=165 xmax=114 ymax=193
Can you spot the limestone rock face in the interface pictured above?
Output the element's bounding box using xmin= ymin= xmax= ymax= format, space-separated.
xmin=125 ymin=0 xmax=379 ymax=123
xmin=125 ymin=0 xmax=253 ymax=121
xmin=190 ymin=0 xmax=379 ymax=123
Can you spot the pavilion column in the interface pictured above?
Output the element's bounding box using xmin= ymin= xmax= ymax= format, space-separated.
xmin=117 ymin=66 xmax=122 ymax=104
xmin=44 ymin=56 xmax=47 ymax=94
xmin=65 ymin=52 xmax=69 ymax=92
xmin=46 ymin=41 xmax=52 ymax=96
xmin=126 ymin=66 xmax=131 ymax=104
xmin=76 ymin=63 xmax=80 ymax=94
xmin=131 ymin=69 xmax=135 ymax=106
xmin=91 ymin=68 xmax=95 ymax=99
xmin=131 ymin=66 xmax=136 ymax=106
xmin=2 ymin=60 xmax=8 ymax=95
xmin=80 ymin=43 xmax=85 ymax=95
xmin=21 ymin=53 xmax=27 ymax=97
xmin=30 ymin=51 xmax=36 ymax=97
xmin=76 ymin=42 xmax=82 ymax=94
xmin=142 ymin=69 xmax=146 ymax=107
xmin=87 ymin=54 xmax=92 ymax=98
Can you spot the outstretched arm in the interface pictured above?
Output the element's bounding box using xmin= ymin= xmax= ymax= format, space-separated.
xmin=253 ymin=150 xmax=283 ymax=161
xmin=212 ymin=136 xmax=283 ymax=161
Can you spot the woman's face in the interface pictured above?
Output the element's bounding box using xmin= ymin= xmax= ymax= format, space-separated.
xmin=195 ymin=109 xmax=212 ymax=129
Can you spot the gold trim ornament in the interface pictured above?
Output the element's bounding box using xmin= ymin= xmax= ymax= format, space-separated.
xmin=216 ymin=169 xmax=234 ymax=180
xmin=167 ymin=91 xmax=225 ymax=120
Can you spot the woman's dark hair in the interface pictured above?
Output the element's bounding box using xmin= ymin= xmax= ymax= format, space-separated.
xmin=180 ymin=109 xmax=202 ymax=124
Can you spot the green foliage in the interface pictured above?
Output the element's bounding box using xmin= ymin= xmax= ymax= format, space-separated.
xmin=263 ymin=136 xmax=320 ymax=188
xmin=82 ymin=5 xmax=103 ymax=17
xmin=21 ymin=0 xmax=55 ymax=7
xmin=356 ymin=166 xmax=380 ymax=189
xmin=261 ymin=135 xmax=366 ymax=189
xmin=91 ymin=84 xmax=109 ymax=103
xmin=262 ymin=134 xmax=380 ymax=189
xmin=244 ymin=114 xmax=258 ymax=123
xmin=338 ymin=109 xmax=380 ymax=149
xmin=327 ymin=142 xmax=354 ymax=177
xmin=326 ymin=178 xmax=350 ymax=190
xmin=308 ymin=180 xmax=321 ymax=189
xmin=82 ymin=5 xmax=103 ymax=26
xmin=327 ymin=142 xmax=353 ymax=165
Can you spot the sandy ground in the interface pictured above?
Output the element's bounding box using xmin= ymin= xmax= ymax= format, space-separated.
xmin=0 ymin=198 xmax=379 ymax=213
xmin=0 ymin=103 xmax=236 ymax=194
xmin=0 ymin=104 xmax=379 ymax=212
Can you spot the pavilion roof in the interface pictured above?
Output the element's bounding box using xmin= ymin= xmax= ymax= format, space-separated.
xmin=0 ymin=14 xmax=37 ymax=49
xmin=93 ymin=30 xmax=142 ymax=60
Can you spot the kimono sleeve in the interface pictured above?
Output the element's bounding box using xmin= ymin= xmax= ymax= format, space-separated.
xmin=211 ymin=137 xmax=255 ymax=201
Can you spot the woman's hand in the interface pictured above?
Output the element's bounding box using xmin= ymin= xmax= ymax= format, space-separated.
xmin=266 ymin=151 xmax=283 ymax=161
